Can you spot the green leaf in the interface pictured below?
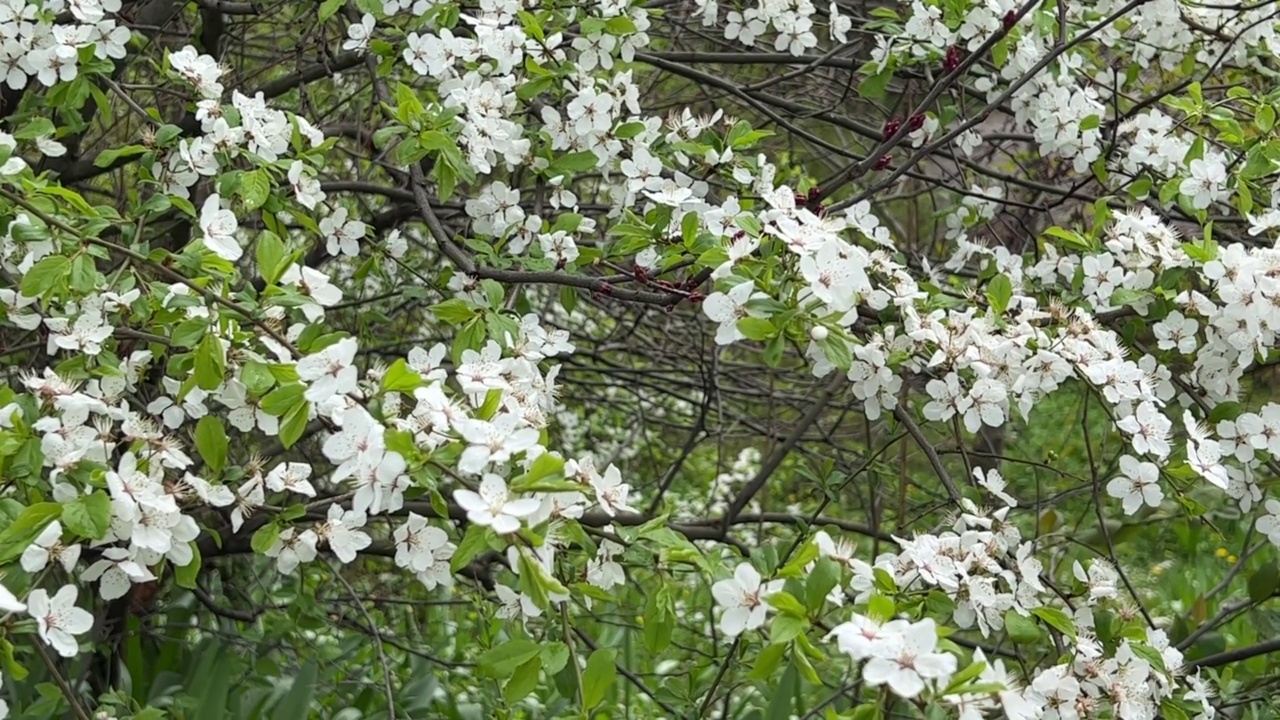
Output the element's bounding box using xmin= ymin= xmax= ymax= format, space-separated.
xmin=778 ymin=543 xmax=819 ymax=578
xmin=1161 ymin=699 xmax=1192 ymax=720
xmin=1109 ymin=287 xmax=1149 ymax=307
xmin=770 ymin=613 xmax=808 ymax=644
xmin=69 ymin=254 xmax=97 ymax=293
xmin=1182 ymin=238 xmax=1219 ymax=264
xmin=194 ymin=333 xmax=226 ymax=390
xmin=431 ymin=299 xmax=477 ymax=325
xmin=805 ymin=557 xmax=841 ymax=612
xmin=764 ymin=332 xmax=785 ymax=368
xmin=581 ymin=649 xmax=616 ymax=711
xmin=1249 ymin=559 xmax=1280 ymax=603
xmin=986 ymin=273 xmax=1013 ymax=315
xmin=195 ymin=415 xmax=229 ymax=472
xmin=766 ymin=663 xmax=799 ymax=719
xmin=604 ymin=14 xmax=636 ymax=33
xmin=1240 ymin=146 xmax=1276 ymax=180
xmin=8 ymin=219 xmax=48 ymax=243
xmin=504 ymin=656 xmax=541 ymax=705
xmin=261 ymin=383 xmax=306 ymax=416
xmin=767 ymin=591 xmax=808 ymax=618
xmin=41 ymin=186 xmax=99 ymax=217
xmin=643 ymin=590 xmax=673 ymax=654
xmin=547 ymin=150 xmax=599 ymax=177
xmin=818 ymin=334 xmax=851 ymax=370
xmin=192 ymin=644 xmax=233 ymax=720
xmin=0 ymin=503 xmax=61 ymax=564
xmin=1129 ymin=642 xmax=1166 ymax=673
xmin=517 ymin=549 xmax=569 ymax=609
xmin=1041 ymin=225 xmax=1095 ymax=253
xmin=736 ymin=317 xmax=775 ymax=341
xmin=92 ymin=144 xmax=149 ymax=167
xmin=380 ymin=359 xmax=423 ymax=394
xmin=155 ymin=124 xmax=184 ymax=145
xmin=615 ymin=121 xmax=645 ymax=139
xmin=316 ymin=0 xmax=345 ymax=22
xmin=791 ymin=647 xmax=820 ymax=685
xmin=517 ymin=451 xmax=565 ymax=489
xmin=942 ymin=660 xmax=988 ymax=694
xmin=681 ymin=211 xmax=699 ymax=245
xmin=726 ymin=120 xmax=773 ymax=149
xmin=0 ymin=639 xmax=27 ymax=682
xmin=481 ymin=279 xmax=505 ymax=310
xmin=541 ymin=642 xmax=570 ymax=674
xmin=1209 ymin=401 xmax=1243 ymax=424
xmin=1237 ymin=180 xmax=1254 ymax=215
xmin=250 ymin=523 xmax=280 ymax=554
xmin=1184 ymin=135 xmax=1205 ymax=164
xmin=239 ymin=169 xmax=271 ymax=212
xmin=858 ymin=67 xmax=892 ymax=100
xmin=866 ymin=593 xmax=894 ymax=623
xmin=1031 ymin=606 xmax=1077 ymax=640
xmin=14 ymin=116 xmax=54 ymax=139
xmin=171 ymin=319 xmax=208 ymax=348
xmin=1257 ymin=105 xmax=1276 ymax=133
xmin=174 ymin=544 xmax=201 ymax=589
xmin=750 ymin=642 xmax=787 ymax=680
xmin=451 ymin=523 xmax=491 ymax=572
xmin=479 ymin=639 xmax=542 ymax=678
xmin=559 ymin=285 xmax=578 ymax=313
xmin=471 ymin=388 xmax=501 ymax=423
xmin=256 ymin=231 xmax=287 ymax=285
xmin=272 ymin=660 xmax=317 ymax=720
xmin=19 ymin=255 xmax=70 ymax=296
xmin=1004 ymin=610 xmax=1042 ymax=645
xmin=279 ymin=400 xmax=310 ymax=449
xmin=1127 ymin=175 xmax=1152 ymax=200
xmin=433 ymin=159 xmax=458 ymax=201
xmin=241 ymin=361 xmax=276 ymax=396
xmin=850 ymin=706 xmax=885 ymax=720
xmin=61 ymin=490 xmax=111 ymax=539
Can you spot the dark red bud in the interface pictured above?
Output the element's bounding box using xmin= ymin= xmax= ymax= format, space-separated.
xmin=802 ymin=187 xmax=826 ymax=213
xmin=944 ymin=45 xmax=963 ymax=72
xmin=1002 ymin=10 xmax=1017 ymax=30
xmin=873 ymin=155 xmax=893 ymax=171
xmin=882 ymin=118 xmax=902 ymax=140
xmin=908 ymin=113 xmax=926 ymax=131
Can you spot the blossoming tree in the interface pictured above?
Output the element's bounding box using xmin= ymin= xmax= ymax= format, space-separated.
xmin=0 ymin=0 xmax=1277 ymax=716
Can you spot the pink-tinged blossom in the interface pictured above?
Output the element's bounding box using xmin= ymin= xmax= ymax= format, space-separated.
xmin=710 ymin=562 xmax=782 ymax=637
xmin=1107 ymin=454 xmax=1164 ymax=514
xmin=862 ymin=618 xmax=956 ymax=698
xmin=199 ymin=193 xmax=241 ymax=261
xmin=296 ymin=337 xmax=359 ymax=403
xmin=27 ymin=584 xmax=94 ymax=657
xmin=453 ymin=474 xmax=541 ymax=534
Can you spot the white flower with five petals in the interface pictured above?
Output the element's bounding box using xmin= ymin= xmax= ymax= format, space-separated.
xmin=453 ymin=474 xmax=540 ymax=534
